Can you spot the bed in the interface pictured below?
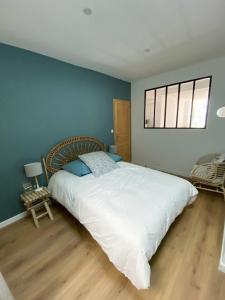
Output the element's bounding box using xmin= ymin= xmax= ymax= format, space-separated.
xmin=44 ymin=136 xmax=198 ymax=289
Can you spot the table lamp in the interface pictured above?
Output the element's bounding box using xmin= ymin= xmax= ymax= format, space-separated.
xmin=109 ymin=145 xmax=118 ymax=154
xmin=24 ymin=162 xmax=43 ymax=191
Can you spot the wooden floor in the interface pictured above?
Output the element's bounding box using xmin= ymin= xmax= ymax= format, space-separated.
xmin=0 ymin=191 xmax=225 ymax=300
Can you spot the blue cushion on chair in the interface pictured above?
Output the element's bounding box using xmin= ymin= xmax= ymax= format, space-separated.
xmin=63 ymin=159 xmax=91 ymax=177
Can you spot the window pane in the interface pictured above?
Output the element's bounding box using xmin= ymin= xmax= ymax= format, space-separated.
xmin=155 ymin=87 xmax=166 ymax=127
xmin=145 ymin=90 xmax=155 ymax=128
xmin=177 ymin=81 xmax=194 ymax=128
xmin=165 ymin=85 xmax=178 ymax=128
xmin=191 ymin=78 xmax=210 ymax=128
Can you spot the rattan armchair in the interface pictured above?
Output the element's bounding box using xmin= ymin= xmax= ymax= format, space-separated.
xmin=190 ymin=154 xmax=225 ymax=200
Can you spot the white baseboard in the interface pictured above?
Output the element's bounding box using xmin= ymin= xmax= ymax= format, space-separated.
xmin=0 ymin=272 xmax=15 ymax=300
xmin=219 ymin=220 xmax=225 ymax=273
xmin=0 ymin=211 xmax=27 ymax=229
xmin=219 ymin=262 xmax=225 ymax=273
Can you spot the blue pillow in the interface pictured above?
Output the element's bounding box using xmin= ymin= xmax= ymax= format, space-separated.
xmin=107 ymin=152 xmax=123 ymax=162
xmin=63 ymin=153 xmax=122 ymax=177
xmin=63 ymin=159 xmax=91 ymax=177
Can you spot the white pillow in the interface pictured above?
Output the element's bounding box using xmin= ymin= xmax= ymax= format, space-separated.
xmin=78 ymin=151 xmax=119 ymax=177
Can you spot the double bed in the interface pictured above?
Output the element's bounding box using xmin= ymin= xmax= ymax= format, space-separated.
xmin=44 ymin=136 xmax=198 ymax=289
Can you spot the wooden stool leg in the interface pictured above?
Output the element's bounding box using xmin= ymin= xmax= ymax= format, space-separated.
xmin=31 ymin=208 xmax=39 ymax=228
xmin=44 ymin=200 xmax=54 ymax=220
xmin=223 ymin=187 xmax=225 ymax=201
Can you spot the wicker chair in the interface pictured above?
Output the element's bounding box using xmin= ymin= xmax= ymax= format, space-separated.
xmin=190 ymin=154 xmax=225 ymax=200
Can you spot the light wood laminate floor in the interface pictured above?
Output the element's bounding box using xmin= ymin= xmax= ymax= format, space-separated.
xmin=0 ymin=191 xmax=225 ymax=300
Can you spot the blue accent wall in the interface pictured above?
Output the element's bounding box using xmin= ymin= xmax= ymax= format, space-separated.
xmin=0 ymin=43 xmax=130 ymax=222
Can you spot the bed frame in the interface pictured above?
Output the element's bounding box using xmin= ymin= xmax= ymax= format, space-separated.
xmin=42 ymin=136 xmax=106 ymax=183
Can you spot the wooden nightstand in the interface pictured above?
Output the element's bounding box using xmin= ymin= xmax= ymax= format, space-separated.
xmin=21 ymin=187 xmax=54 ymax=228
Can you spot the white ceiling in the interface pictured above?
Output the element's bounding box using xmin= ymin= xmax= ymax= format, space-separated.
xmin=0 ymin=0 xmax=225 ymax=82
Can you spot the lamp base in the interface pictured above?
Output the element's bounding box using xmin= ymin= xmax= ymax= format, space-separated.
xmin=34 ymin=176 xmax=42 ymax=192
xmin=35 ymin=186 xmax=43 ymax=192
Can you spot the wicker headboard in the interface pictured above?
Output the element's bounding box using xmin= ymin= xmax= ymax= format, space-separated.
xmin=43 ymin=136 xmax=106 ymax=181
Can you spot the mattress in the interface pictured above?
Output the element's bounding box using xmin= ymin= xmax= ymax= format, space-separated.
xmin=48 ymin=162 xmax=198 ymax=289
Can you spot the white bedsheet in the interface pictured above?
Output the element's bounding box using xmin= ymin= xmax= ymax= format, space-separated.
xmin=48 ymin=162 xmax=198 ymax=289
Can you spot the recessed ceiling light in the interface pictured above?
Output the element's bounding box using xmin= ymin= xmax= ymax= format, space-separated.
xmin=145 ymin=48 xmax=151 ymax=53
xmin=83 ymin=8 xmax=92 ymax=15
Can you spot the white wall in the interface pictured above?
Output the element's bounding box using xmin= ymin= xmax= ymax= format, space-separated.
xmin=131 ymin=56 xmax=225 ymax=176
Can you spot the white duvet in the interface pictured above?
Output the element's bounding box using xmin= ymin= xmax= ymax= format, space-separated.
xmin=48 ymin=162 xmax=198 ymax=289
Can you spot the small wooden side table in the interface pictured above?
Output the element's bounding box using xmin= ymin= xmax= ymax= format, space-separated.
xmin=21 ymin=187 xmax=54 ymax=228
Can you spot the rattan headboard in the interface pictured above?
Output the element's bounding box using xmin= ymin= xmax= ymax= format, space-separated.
xmin=43 ymin=136 xmax=106 ymax=182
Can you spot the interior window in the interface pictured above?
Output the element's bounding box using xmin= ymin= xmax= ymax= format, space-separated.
xmin=144 ymin=76 xmax=211 ymax=129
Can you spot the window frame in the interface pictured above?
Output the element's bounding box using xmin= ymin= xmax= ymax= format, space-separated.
xmin=144 ymin=75 xmax=212 ymax=129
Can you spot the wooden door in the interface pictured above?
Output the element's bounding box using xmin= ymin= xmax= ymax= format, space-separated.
xmin=113 ymin=99 xmax=131 ymax=162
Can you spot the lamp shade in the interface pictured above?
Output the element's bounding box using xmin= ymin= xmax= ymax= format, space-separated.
xmin=109 ymin=145 xmax=117 ymax=154
xmin=217 ymin=106 xmax=225 ymax=118
xmin=24 ymin=162 xmax=43 ymax=177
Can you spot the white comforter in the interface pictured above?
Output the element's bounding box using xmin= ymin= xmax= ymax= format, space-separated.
xmin=48 ymin=162 xmax=198 ymax=289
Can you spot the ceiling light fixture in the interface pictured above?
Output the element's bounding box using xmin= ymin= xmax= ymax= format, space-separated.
xmin=83 ymin=8 xmax=92 ymax=15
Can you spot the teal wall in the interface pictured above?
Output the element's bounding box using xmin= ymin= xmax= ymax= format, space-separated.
xmin=131 ymin=55 xmax=225 ymax=176
xmin=0 ymin=43 xmax=130 ymax=222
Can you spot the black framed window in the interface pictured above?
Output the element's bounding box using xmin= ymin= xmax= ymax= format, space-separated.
xmin=144 ymin=76 xmax=212 ymax=129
